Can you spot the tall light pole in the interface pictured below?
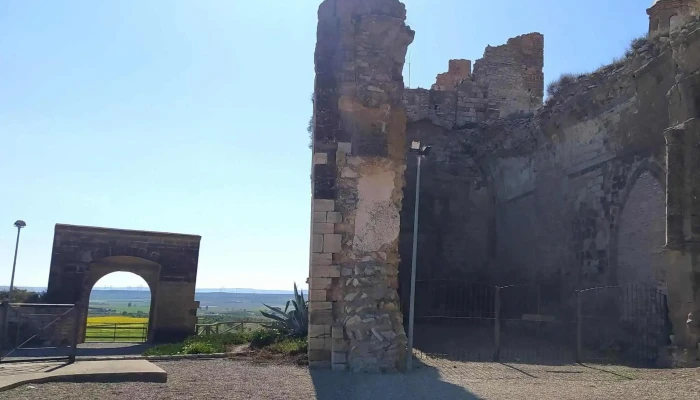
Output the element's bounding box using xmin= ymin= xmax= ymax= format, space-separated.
xmin=8 ymin=220 xmax=26 ymax=302
xmin=406 ymin=141 xmax=431 ymax=371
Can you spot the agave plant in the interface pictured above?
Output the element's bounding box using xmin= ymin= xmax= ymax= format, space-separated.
xmin=260 ymin=283 xmax=308 ymax=338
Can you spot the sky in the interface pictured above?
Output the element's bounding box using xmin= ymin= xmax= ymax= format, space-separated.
xmin=0 ymin=0 xmax=649 ymax=291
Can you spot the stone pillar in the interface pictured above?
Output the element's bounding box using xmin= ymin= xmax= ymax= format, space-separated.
xmin=309 ymin=0 xmax=414 ymax=372
xmin=664 ymin=125 xmax=686 ymax=249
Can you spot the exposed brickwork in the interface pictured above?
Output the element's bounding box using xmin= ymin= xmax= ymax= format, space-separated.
xmin=403 ymin=33 xmax=543 ymax=129
xmin=309 ymin=0 xmax=414 ymax=372
xmin=472 ymin=33 xmax=544 ymax=117
xmin=46 ymin=224 xmax=201 ymax=343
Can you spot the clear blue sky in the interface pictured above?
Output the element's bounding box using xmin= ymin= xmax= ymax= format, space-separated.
xmin=0 ymin=0 xmax=649 ymax=290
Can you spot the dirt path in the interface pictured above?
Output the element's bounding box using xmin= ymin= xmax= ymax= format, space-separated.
xmin=3 ymin=358 xmax=700 ymax=400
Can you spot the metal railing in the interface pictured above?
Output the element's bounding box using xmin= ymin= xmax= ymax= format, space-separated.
xmin=195 ymin=318 xmax=266 ymax=336
xmin=0 ymin=302 xmax=80 ymax=364
xmin=84 ymin=322 xmax=148 ymax=342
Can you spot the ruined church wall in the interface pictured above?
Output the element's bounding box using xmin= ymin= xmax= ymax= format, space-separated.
xmin=400 ymin=28 xmax=680 ymax=306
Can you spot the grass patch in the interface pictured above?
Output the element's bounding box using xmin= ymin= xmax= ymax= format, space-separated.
xmin=267 ymin=337 xmax=308 ymax=355
xmin=143 ymin=330 xmax=253 ymax=356
xmin=142 ymin=328 xmax=308 ymax=358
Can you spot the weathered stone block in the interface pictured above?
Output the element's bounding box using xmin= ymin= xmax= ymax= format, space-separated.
xmin=311 ymin=253 xmax=332 ymax=266
xmin=338 ymin=142 xmax=352 ymax=154
xmin=309 ymin=324 xmax=331 ymax=338
xmin=332 ymin=325 xmax=344 ymax=339
xmin=313 ymin=152 xmax=328 ymax=165
xmin=332 ymin=351 xmax=347 ymax=364
xmin=310 ymin=277 xmax=333 ymax=290
xmin=313 ymin=223 xmax=335 ymax=234
xmin=309 ymin=337 xmax=328 ymax=350
xmin=323 ymin=234 xmax=342 ymax=253
xmin=310 ymin=310 xmax=334 ymax=325
xmin=309 ymin=289 xmax=328 ymax=302
xmin=314 ymin=199 xmax=335 ymax=212
xmin=313 ymin=212 xmax=327 ymax=223
xmin=309 ymin=360 xmax=332 ymax=369
xmin=332 ymin=363 xmax=347 ymax=372
xmin=312 ymin=234 xmax=324 ymax=253
xmin=309 ymin=302 xmax=332 ymax=312
xmin=312 ymin=264 xmax=340 ymax=277
xmin=332 ymin=338 xmax=349 ymax=351
xmin=326 ymin=212 xmax=343 ymax=224
xmin=308 ymin=350 xmax=331 ymax=362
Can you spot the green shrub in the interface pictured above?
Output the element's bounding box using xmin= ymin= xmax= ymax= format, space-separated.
xmin=143 ymin=343 xmax=184 ymax=356
xmin=546 ymin=73 xmax=578 ymax=98
xmin=250 ymin=328 xmax=282 ymax=349
xmin=260 ymin=283 xmax=308 ymax=338
xmin=181 ymin=341 xmax=216 ymax=354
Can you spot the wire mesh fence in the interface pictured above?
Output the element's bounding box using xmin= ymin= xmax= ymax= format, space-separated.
xmin=410 ymin=280 xmax=671 ymax=368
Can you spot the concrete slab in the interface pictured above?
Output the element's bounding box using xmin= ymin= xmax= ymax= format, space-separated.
xmin=0 ymin=360 xmax=166 ymax=392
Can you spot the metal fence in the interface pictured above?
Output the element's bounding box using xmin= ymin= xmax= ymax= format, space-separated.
xmin=84 ymin=322 xmax=148 ymax=342
xmin=0 ymin=302 xmax=79 ymax=364
xmin=410 ymin=280 xmax=671 ymax=367
xmin=195 ymin=319 xmax=266 ymax=336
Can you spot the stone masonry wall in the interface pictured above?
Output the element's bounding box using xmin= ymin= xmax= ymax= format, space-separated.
xmin=398 ymin=20 xmax=700 ymax=361
xmin=403 ymin=33 xmax=543 ymax=129
xmin=472 ymin=33 xmax=544 ymax=118
xmin=309 ymin=0 xmax=414 ymax=372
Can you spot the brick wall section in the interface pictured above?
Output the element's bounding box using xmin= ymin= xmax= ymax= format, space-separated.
xmin=432 ymin=59 xmax=471 ymax=91
xmin=403 ymin=33 xmax=543 ymax=128
xmin=46 ymin=224 xmax=201 ymax=343
xmin=310 ymin=0 xmax=414 ymax=372
xmin=472 ymin=33 xmax=544 ymax=117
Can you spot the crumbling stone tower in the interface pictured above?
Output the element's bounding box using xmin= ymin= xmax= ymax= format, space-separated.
xmin=308 ymin=0 xmax=414 ymax=371
xmin=648 ymin=0 xmax=700 ymax=33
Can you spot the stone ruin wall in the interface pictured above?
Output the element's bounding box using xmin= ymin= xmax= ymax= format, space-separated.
xmin=308 ymin=0 xmax=414 ymax=372
xmin=398 ymin=20 xmax=700 ymax=360
xmin=403 ymin=32 xmax=544 ymax=129
xmin=310 ymin=0 xmax=700 ymax=369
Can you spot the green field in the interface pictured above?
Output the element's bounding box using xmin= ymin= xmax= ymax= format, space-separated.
xmin=85 ymin=316 xmax=148 ymax=342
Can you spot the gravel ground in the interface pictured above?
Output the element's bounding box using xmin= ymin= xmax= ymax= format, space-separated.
xmin=3 ymin=358 xmax=700 ymax=400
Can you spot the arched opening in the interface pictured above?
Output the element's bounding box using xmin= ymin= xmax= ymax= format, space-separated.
xmin=670 ymin=15 xmax=681 ymax=31
xmin=83 ymin=256 xmax=160 ymax=343
xmin=617 ymin=171 xmax=666 ymax=290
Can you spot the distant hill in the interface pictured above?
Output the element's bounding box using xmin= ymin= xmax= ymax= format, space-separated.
xmin=87 ymin=289 xmax=294 ymax=311
xmin=1 ymin=286 xmax=301 ymax=295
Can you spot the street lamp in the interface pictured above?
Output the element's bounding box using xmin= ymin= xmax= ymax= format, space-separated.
xmin=8 ymin=220 xmax=26 ymax=302
xmin=406 ymin=141 xmax=431 ymax=371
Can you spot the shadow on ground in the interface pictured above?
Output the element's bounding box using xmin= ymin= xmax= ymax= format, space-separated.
xmin=310 ymin=358 xmax=482 ymax=400
xmin=1 ymin=343 xmax=151 ymax=360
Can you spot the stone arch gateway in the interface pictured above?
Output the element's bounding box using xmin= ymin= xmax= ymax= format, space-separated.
xmin=46 ymin=224 xmax=201 ymax=343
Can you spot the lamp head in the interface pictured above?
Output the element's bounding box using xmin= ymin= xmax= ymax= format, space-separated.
xmin=14 ymin=220 xmax=26 ymax=229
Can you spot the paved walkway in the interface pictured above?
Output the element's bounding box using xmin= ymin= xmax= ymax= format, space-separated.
xmin=0 ymin=360 xmax=166 ymax=392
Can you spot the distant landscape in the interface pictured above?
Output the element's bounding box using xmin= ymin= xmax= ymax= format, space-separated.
xmin=88 ymin=289 xmax=293 ymax=320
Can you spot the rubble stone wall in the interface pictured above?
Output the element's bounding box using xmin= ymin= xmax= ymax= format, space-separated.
xmin=309 ymin=0 xmax=414 ymax=372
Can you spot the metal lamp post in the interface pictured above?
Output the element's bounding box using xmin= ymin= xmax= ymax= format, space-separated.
xmin=406 ymin=141 xmax=431 ymax=371
xmin=8 ymin=220 xmax=26 ymax=302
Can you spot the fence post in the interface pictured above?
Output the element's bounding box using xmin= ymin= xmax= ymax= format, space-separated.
xmin=216 ymin=323 xmax=220 ymax=335
xmin=494 ymin=286 xmax=501 ymax=362
xmin=576 ymin=291 xmax=582 ymax=363
xmin=69 ymin=304 xmax=82 ymax=364
xmin=0 ymin=301 xmax=8 ymax=358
